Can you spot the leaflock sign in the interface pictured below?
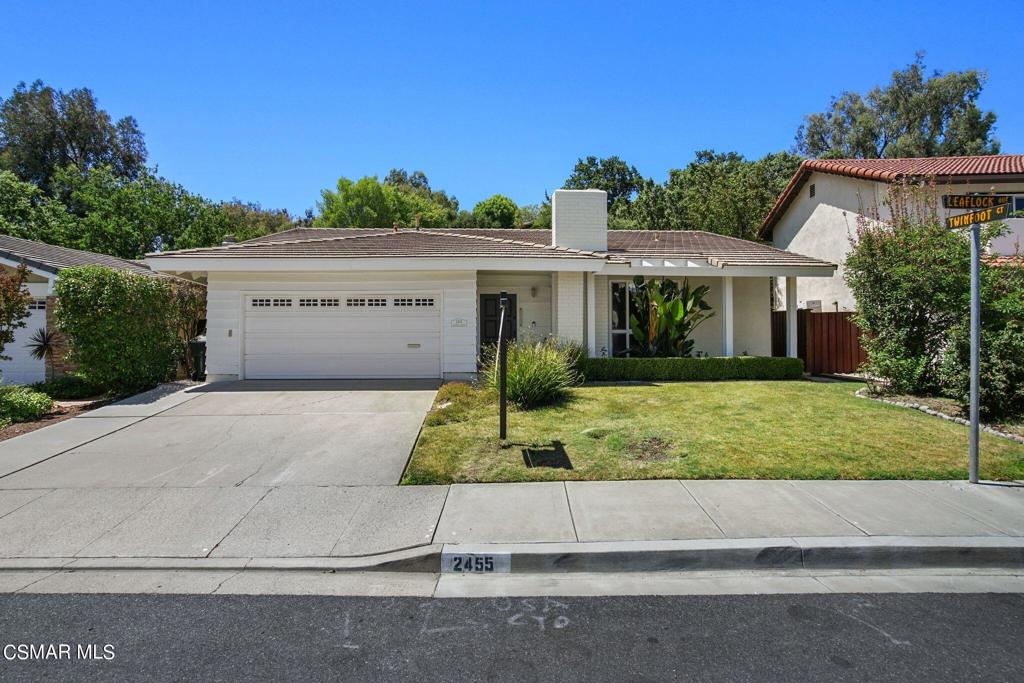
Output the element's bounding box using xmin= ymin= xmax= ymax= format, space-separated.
xmin=942 ymin=194 xmax=1011 ymax=210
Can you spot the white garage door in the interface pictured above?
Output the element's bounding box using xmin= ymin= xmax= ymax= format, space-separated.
xmin=243 ymin=292 xmax=442 ymax=379
xmin=0 ymin=299 xmax=47 ymax=385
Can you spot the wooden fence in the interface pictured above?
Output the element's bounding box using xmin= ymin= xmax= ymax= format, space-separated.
xmin=771 ymin=310 xmax=867 ymax=375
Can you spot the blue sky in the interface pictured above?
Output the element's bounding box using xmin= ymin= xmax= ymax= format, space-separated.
xmin=2 ymin=1 xmax=1021 ymax=216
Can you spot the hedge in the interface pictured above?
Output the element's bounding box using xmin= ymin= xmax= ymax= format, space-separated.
xmin=0 ymin=385 xmax=53 ymax=428
xmin=54 ymin=266 xmax=204 ymax=395
xmin=580 ymin=356 xmax=804 ymax=382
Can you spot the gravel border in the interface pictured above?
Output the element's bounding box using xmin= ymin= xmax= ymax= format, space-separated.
xmin=855 ymin=388 xmax=1024 ymax=444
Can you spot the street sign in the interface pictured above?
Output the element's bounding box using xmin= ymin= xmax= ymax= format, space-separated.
xmin=945 ymin=203 xmax=1009 ymax=229
xmin=942 ymin=194 xmax=1011 ymax=210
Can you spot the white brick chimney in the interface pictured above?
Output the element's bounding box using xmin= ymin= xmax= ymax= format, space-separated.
xmin=552 ymin=189 xmax=607 ymax=252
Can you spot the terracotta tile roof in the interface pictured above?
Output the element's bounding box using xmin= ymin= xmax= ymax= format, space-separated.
xmin=152 ymin=227 xmax=833 ymax=269
xmin=761 ymin=154 xmax=1024 ymax=238
xmin=988 ymin=255 xmax=1023 ymax=267
xmin=0 ymin=234 xmax=156 ymax=276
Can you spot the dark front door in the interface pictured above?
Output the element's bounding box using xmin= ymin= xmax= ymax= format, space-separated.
xmin=480 ymin=293 xmax=517 ymax=346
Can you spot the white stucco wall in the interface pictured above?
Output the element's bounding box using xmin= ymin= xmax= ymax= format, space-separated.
xmin=476 ymin=271 xmax=553 ymax=343
xmin=204 ymin=270 xmax=477 ymax=380
xmin=554 ymin=271 xmax=585 ymax=345
xmin=772 ymin=173 xmax=1024 ymax=311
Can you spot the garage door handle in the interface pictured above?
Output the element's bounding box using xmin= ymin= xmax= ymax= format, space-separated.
xmin=407 ymin=343 xmax=421 ymax=348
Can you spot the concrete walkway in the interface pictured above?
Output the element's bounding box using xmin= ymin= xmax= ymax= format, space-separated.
xmin=0 ymin=479 xmax=1020 ymax=564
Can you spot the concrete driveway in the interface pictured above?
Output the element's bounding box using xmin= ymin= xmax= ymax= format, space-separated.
xmin=0 ymin=379 xmax=438 ymax=488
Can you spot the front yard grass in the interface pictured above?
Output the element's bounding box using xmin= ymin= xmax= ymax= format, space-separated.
xmin=403 ymin=380 xmax=1024 ymax=484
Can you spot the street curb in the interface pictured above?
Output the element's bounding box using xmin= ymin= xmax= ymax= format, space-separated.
xmin=1 ymin=538 xmax=1022 ymax=574
xmin=442 ymin=537 xmax=1024 ymax=573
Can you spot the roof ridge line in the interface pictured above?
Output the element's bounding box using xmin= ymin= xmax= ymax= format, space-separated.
xmin=418 ymin=230 xmax=605 ymax=258
xmin=150 ymin=229 xmax=396 ymax=256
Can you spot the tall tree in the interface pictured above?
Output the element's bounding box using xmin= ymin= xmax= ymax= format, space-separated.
xmin=384 ymin=169 xmax=459 ymax=221
xmin=471 ymin=194 xmax=519 ymax=228
xmin=0 ymin=81 xmax=147 ymax=189
xmin=795 ymin=54 xmax=999 ymax=159
xmin=220 ymin=200 xmax=294 ymax=242
xmin=564 ymin=156 xmax=644 ymax=211
xmin=315 ymin=175 xmax=450 ymax=229
xmin=0 ymin=170 xmax=74 ymax=241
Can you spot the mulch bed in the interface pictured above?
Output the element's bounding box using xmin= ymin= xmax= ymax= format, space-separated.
xmin=0 ymin=398 xmax=110 ymax=443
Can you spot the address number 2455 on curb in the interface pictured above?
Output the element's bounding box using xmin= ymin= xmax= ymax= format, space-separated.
xmin=442 ymin=553 xmax=511 ymax=573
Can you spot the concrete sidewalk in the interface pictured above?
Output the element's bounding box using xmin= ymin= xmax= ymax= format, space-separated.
xmin=0 ymin=479 xmax=1021 ymax=569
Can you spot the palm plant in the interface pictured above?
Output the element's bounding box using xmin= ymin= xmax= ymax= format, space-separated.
xmin=26 ymin=327 xmax=59 ymax=378
xmin=625 ymin=276 xmax=714 ymax=357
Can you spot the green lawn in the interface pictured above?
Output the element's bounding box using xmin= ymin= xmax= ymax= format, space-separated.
xmin=402 ymin=381 xmax=1024 ymax=484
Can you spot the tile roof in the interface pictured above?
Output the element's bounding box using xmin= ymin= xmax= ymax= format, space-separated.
xmin=152 ymin=227 xmax=833 ymax=269
xmin=154 ymin=229 xmax=605 ymax=259
xmin=0 ymin=234 xmax=156 ymax=276
xmin=761 ymin=154 xmax=1024 ymax=237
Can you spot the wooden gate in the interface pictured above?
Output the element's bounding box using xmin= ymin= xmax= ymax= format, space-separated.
xmin=771 ymin=310 xmax=867 ymax=375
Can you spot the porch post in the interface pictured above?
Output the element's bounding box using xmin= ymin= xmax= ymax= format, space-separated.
xmin=585 ymin=272 xmax=597 ymax=357
xmin=722 ymin=276 xmax=734 ymax=357
xmin=785 ymin=276 xmax=798 ymax=358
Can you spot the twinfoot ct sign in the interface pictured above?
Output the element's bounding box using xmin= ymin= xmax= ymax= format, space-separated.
xmin=944 ymin=195 xmax=1011 ymax=229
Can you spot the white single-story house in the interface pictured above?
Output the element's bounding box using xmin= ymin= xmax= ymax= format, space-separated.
xmin=146 ymin=189 xmax=835 ymax=381
xmin=762 ymin=154 xmax=1024 ymax=312
xmin=0 ymin=235 xmax=159 ymax=384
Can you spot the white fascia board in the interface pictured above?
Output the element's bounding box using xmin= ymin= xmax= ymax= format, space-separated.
xmin=145 ymin=256 xmax=605 ymax=274
xmin=598 ymin=263 xmax=836 ymax=278
xmin=0 ymin=256 xmax=57 ymax=292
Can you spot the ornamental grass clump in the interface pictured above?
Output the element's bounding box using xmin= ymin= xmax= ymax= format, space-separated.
xmin=483 ymin=338 xmax=582 ymax=409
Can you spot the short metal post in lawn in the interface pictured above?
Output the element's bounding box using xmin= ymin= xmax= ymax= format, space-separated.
xmin=498 ymin=291 xmax=508 ymax=441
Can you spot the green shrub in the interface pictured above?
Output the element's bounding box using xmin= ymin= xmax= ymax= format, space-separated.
xmin=0 ymin=385 xmax=54 ymax=424
xmin=30 ymin=375 xmax=105 ymax=400
xmin=54 ymin=266 xmax=204 ymax=395
xmin=580 ymin=356 xmax=804 ymax=382
xmin=483 ymin=339 xmax=582 ymax=408
xmin=939 ymin=263 xmax=1024 ymax=420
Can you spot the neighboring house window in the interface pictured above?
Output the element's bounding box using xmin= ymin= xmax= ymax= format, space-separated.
xmin=610 ymin=281 xmax=632 ymax=357
xmin=1013 ymin=196 xmax=1024 ymax=216
xmin=28 ymin=299 xmax=46 ymax=311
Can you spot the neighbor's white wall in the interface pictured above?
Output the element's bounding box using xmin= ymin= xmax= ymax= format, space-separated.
xmin=773 ymin=174 xmax=1024 ymax=310
xmin=771 ymin=172 xmax=885 ymax=312
xmin=476 ymin=271 xmax=553 ymax=343
xmin=204 ymin=270 xmax=477 ymax=380
xmin=552 ymin=189 xmax=608 ymax=252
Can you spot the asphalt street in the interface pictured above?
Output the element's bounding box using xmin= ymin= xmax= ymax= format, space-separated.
xmin=0 ymin=592 xmax=1021 ymax=682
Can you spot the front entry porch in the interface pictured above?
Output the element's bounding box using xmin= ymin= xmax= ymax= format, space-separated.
xmin=475 ymin=270 xmax=803 ymax=361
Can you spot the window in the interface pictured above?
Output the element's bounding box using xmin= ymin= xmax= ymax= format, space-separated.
xmin=271 ymin=298 xmax=292 ymax=307
xmin=298 ymin=298 xmax=319 ymax=307
xmin=393 ymin=297 xmax=414 ymax=307
xmin=367 ymin=297 xmax=387 ymax=307
xmin=1014 ymin=196 xmax=1024 ymax=215
xmin=414 ymin=298 xmax=435 ymax=307
xmin=320 ymin=298 xmax=340 ymax=307
xmin=28 ymin=299 xmax=46 ymax=311
xmin=346 ymin=298 xmax=366 ymax=307
xmin=251 ymin=298 xmax=272 ymax=308
xmin=610 ymin=282 xmax=632 ymax=357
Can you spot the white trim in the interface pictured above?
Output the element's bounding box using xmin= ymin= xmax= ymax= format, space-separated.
xmin=585 ymin=272 xmax=597 ymax=357
xmin=786 ymin=277 xmax=798 ymax=358
xmin=598 ymin=263 xmax=835 ymax=278
xmin=147 ymin=256 xmax=605 ymax=274
xmin=722 ymin=276 xmax=734 ymax=357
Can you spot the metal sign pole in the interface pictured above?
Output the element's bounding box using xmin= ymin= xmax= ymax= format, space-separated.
xmin=969 ymin=223 xmax=981 ymax=484
xmin=498 ymin=291 xmax=508 ymax=441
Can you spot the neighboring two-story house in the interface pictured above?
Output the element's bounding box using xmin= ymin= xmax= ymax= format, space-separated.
xmin=761 ymin=155 xmax=1024 ymax=312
